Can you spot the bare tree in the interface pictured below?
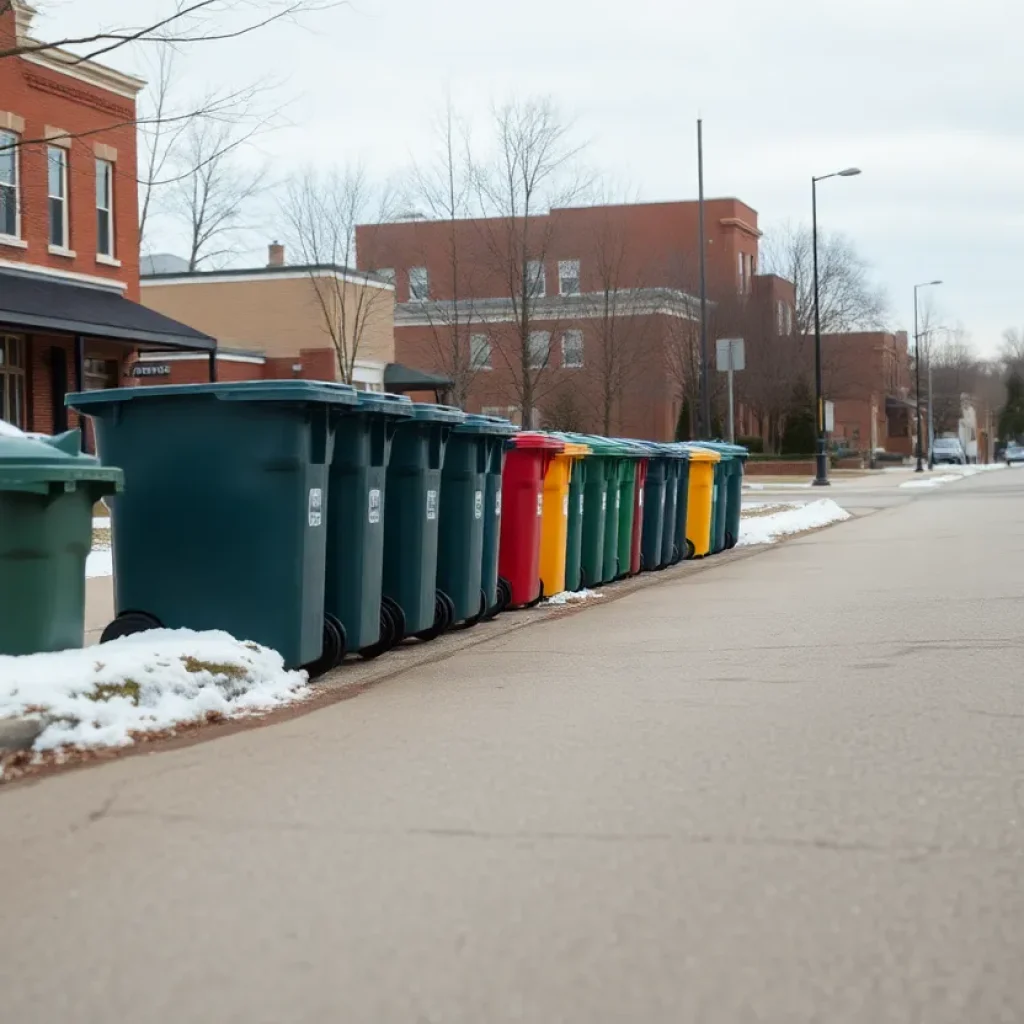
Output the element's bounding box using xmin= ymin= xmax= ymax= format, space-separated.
xmin=929 ymin=327 xmax=980 ymax=435
xmin=170 ymin=118 xmax=268 ymax=269
xmin=1001 ymin=327 xmax=1024 ymax=374
xmin=760 ymin=221 xmax=889 ymax=336
xmin=582 ymin=209 xmax=659 ymax=435
xmin=0 ymin=0 xmax=336 ymax=63
xmin=284 ymin=165 xmax=395 ymax=383
xmin=403 ymin=100 xmax=479 ymax=408
xmin=137 ymin=45 xmax=279 ymax=250
xmin=472 ymin=97 xmax=587 ymax=425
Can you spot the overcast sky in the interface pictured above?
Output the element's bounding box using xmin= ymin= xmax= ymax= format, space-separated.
xmin=39 ymin=0 xmax=1020 ymax=354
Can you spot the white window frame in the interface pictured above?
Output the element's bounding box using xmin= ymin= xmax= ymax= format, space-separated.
xmin=470 ymin=333 xmax=492 ymax=371
xmin=527 ymin=330 xmax=550 ymax=370
xmin=527 ymin=260 xmax=545 ymax=299
xmin=376 ymin=267 xmax=396 ymax=286
xmin=0 ymin=334 xmax=27 ymax=430
xmin=776 ymin=299 xmax=785 ymax=334
xmin=408 ymin=266 xmax=429 ymax=301
xmin=558 ymin=259 xmax=580 ymax=296
xmin=561 ymin=329 xmax=584 ymax=369
xmin=737 ymin=251 xmax=746 ymax=293
xmin=784 ymin=303 xmax=793 ymax=334
xmin=0 ymin=130 xmax=20 ymax=242
xmin=95 ymin=158 xmax=114 ymax=258
xmin=47 ymin=146 xmax=69 ymax=251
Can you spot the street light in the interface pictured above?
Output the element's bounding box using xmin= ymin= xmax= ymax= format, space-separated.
xmin=913 ymin=280 xmax=943 ymax=472
xmin=812 ymin=167 xmax=861 ymax=487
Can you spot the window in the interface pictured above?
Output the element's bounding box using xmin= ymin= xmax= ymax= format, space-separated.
xmin=528 ymin=330 xmax=550 ymax=369
xmin=784 ymin=303 xmax=793 ymax=334
xmin=527 ymin=260 xmax=545 ymax=298
xmin=0 ymin=130 xmax=18 ymax=239
xmin=376 ymin=267 xmax=396 ymax=286
xmin=47 ymin=146 xmax=68 ymax=249
xmin=776 ymin=300 xmax=786 ymax=334
xmin=470 ymin=333 xmax=492 ymax=370
xmin=95 ymin=159 xmax=114 ymax=257
xmin=559 ymin=259 xmax=580 ymax=296
xmin=408 ymin=266 xmax=428 ymax=301
xmin=737 ymin=251 xmax=747 ymax=293
xmin=0 ymin=335 xmax=26 ymax=430
xmin=561 ymin=330 xmax=584 ymax=369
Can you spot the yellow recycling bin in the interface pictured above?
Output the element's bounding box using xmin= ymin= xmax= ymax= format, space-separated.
xmin=685 ymin=445 xmax=721 ymax=558
xmin=539 ymin=439 xmax=590 ymax=597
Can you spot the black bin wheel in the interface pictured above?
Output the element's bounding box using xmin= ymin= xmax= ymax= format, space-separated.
xmin=303 ymin=616 xmax=344 ymax=680
xmin=99 ymin=610 xmax=163 ymax=644
xmin=414 ymin=590 xmax=454 ymax=642
xmin=382 ymin=596 xmax=406 ymax=645
xmin=525 ymin=580 xmax=545 ymax=609
xmin=454 ymin=589 xmax=487 ymax=631
xmin=360 ymin=601 xmax=396 ymax=661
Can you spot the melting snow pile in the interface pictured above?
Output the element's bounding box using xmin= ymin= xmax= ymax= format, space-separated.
xmin=545 ymin=589 xmax=604 ymax=606
xmin=737 ymin=499 xmax=851 ymax=546
xmin=0 ymin=630 xmax=308 ymax=752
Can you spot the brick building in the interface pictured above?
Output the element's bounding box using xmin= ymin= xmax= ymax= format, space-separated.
xmin=822 ymin=331 xmax=915 ymax=455
xmin=0 ymin=1 xmax=213 ymax=439
xmin=356 ymin=199 xmax=794 ymax=440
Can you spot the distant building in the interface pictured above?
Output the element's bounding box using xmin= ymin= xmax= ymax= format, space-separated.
xmin=140 ymin=253 xmax=190 ymax=276
xmin=356 ymin=199 xmax=793 ymax=440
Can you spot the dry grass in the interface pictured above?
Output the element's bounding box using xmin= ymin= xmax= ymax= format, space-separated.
xmin=740 ymin=504 xmax=790 ymax=519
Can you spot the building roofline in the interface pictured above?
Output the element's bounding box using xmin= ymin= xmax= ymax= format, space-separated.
xmin=141 ymin=263 xmax=395 ymax=291
xmin=553 ymin=196 xmax=759 ymax=215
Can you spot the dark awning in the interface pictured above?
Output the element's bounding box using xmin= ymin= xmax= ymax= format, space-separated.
xmin=0 ymin=269 xmax=216 ymax=351
xmin=383 ymin=362 xmax=453 ymax=391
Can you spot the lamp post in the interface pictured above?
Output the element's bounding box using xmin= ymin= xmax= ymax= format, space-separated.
xmin=913 ymin=280 xmax=942 ymax=472
xmin=812 ymin=167 xmax=861 ymax=486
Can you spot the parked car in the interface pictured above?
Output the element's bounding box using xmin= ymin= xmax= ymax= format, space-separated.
xmin=931 ymin=437 xmax=966 ymax=465
xmin=1006 ymin=443 xmax=1024 ymax=465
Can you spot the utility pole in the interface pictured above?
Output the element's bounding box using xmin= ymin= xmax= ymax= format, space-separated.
xmin=697 ymin=119 xmax=710 ymax=440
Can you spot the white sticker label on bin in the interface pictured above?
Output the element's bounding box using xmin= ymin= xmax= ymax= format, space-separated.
xmin=562 ymin=494 xmax=569 ymax=517
xmin=308 ymin=488 xmax=323 ymax=528
xmin=536 ymin=493 xmax=544 ymax=517
xmin=639 ymin=490 xmax=644 ymax=508
xmin=495 ymin=490 xmax=502 ymax=517
xmin=601 ymin=492 xmax=607 ymax=512
xmin=368 ymin=488 xmax=381 ymax=524
xmin=426 ymin=489 xmax=438 ymax=520
xmin=579 ymin=494 xmax=585 ymax=516
xmin=474 ymin=490 xmax=483 ymax=520
xmin=615 ymin=491 xmax=621 ymax=510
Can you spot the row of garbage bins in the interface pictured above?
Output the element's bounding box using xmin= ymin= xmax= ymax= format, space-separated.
xmin=0 ymin=381 xmax=747 ymax=673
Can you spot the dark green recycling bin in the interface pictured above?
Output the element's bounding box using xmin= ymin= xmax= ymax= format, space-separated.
xmin=438 ymin=414 xmax=516 ymax=628
xmin=667 ymin=447 xmax=691 ymax=563
xmin=67 ymin=381 xmax=358 ymax=675
xmin=382 ymin=402 xmax=465 ymax=642
xmin=692 ymin=441 xmax=748 ymax=549
xmin=324 ymin=390 xmax=413 ymax=661
xmin=641 ymin=444 xmax=670 ymax=572
xmin=0 ymin=428 xmax=122 ymax=656
xmin=564 ymin=443 xmax=588 ymax=593
xmin=482 ymin=425 xmax=518 ymax=618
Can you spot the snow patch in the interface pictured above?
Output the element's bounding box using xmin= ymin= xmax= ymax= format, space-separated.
xmin=0 ymin=630 xmax=308 ymax=753
xmin=737 ymin=499 xmax=851 ymax=546
xmin=545 ymin=589 xmax=604 ymax=606
xmin=93 ymin=517 xmax=111 ymax=529
xmin=86 ymin=549 xmax=113 ymax=578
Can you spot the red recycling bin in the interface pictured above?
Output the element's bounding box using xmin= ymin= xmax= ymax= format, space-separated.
xmin=630 ymin=458 xmax=649 ymax=575
xmin=498 ymin=432 xmax=565 ymax=608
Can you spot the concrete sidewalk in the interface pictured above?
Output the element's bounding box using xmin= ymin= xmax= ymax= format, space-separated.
xmin=4 ymin=472 xmax=1024 ymax=1023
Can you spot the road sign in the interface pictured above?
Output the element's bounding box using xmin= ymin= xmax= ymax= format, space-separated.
xmin=824 ymin=400 xmax=835 ymax=433
xmin=715 ymin=338 xmax=745 ymax=372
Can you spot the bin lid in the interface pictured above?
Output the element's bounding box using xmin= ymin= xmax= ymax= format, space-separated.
xmin=680 ymin=443 xmax=721 ymax=463
xmin=352 ymin=390 xmax=415 ymax=417
xmin=610 ymin=437 xmax=661 ymax=460
xmin=543 ymin=431 xmax=591 ymax=457
xmin=562 ymin=433 xmax=632 ymax=458
xmin=510 ymin=431 xmax=565 ymax=452
xmin=454 ymin=414 xmax=519 ymax=437
xmin=406 ymin=401 xmax=466 ymax=424
xmin=0 ymin=428 xmax=123 ymax=492
xmin=67 ymin=380 xmax=362 ymax=411
xmin=692 ymin=438 xmax=749 ymax=462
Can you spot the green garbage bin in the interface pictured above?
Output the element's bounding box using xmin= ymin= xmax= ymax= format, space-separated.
xmin=0 ymin=428 xmax=122 ymax=656
xmin=611 ymin=439 xmax=649 ymax=579
xmin=641 ymin=443 xmax=674 ymax=572
xmin=67 ymin=381 xmax=358 ymax=676
xmin=382 ymin=402 xmax=465 ymax=642
xmin=437 ymin=414 xmax=517 ymax=629
xmin=324 ymin=390 xmax=413 ymax=662
xmin=482 ymin=425 xmax=518 ymax=618
xmin=667 ymin=445 xmax=691 ymax=563
xmin=691 ymin=441 xmax=749 ymax=549
xmin=562 ymin=435 xmax=630 ymax=588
